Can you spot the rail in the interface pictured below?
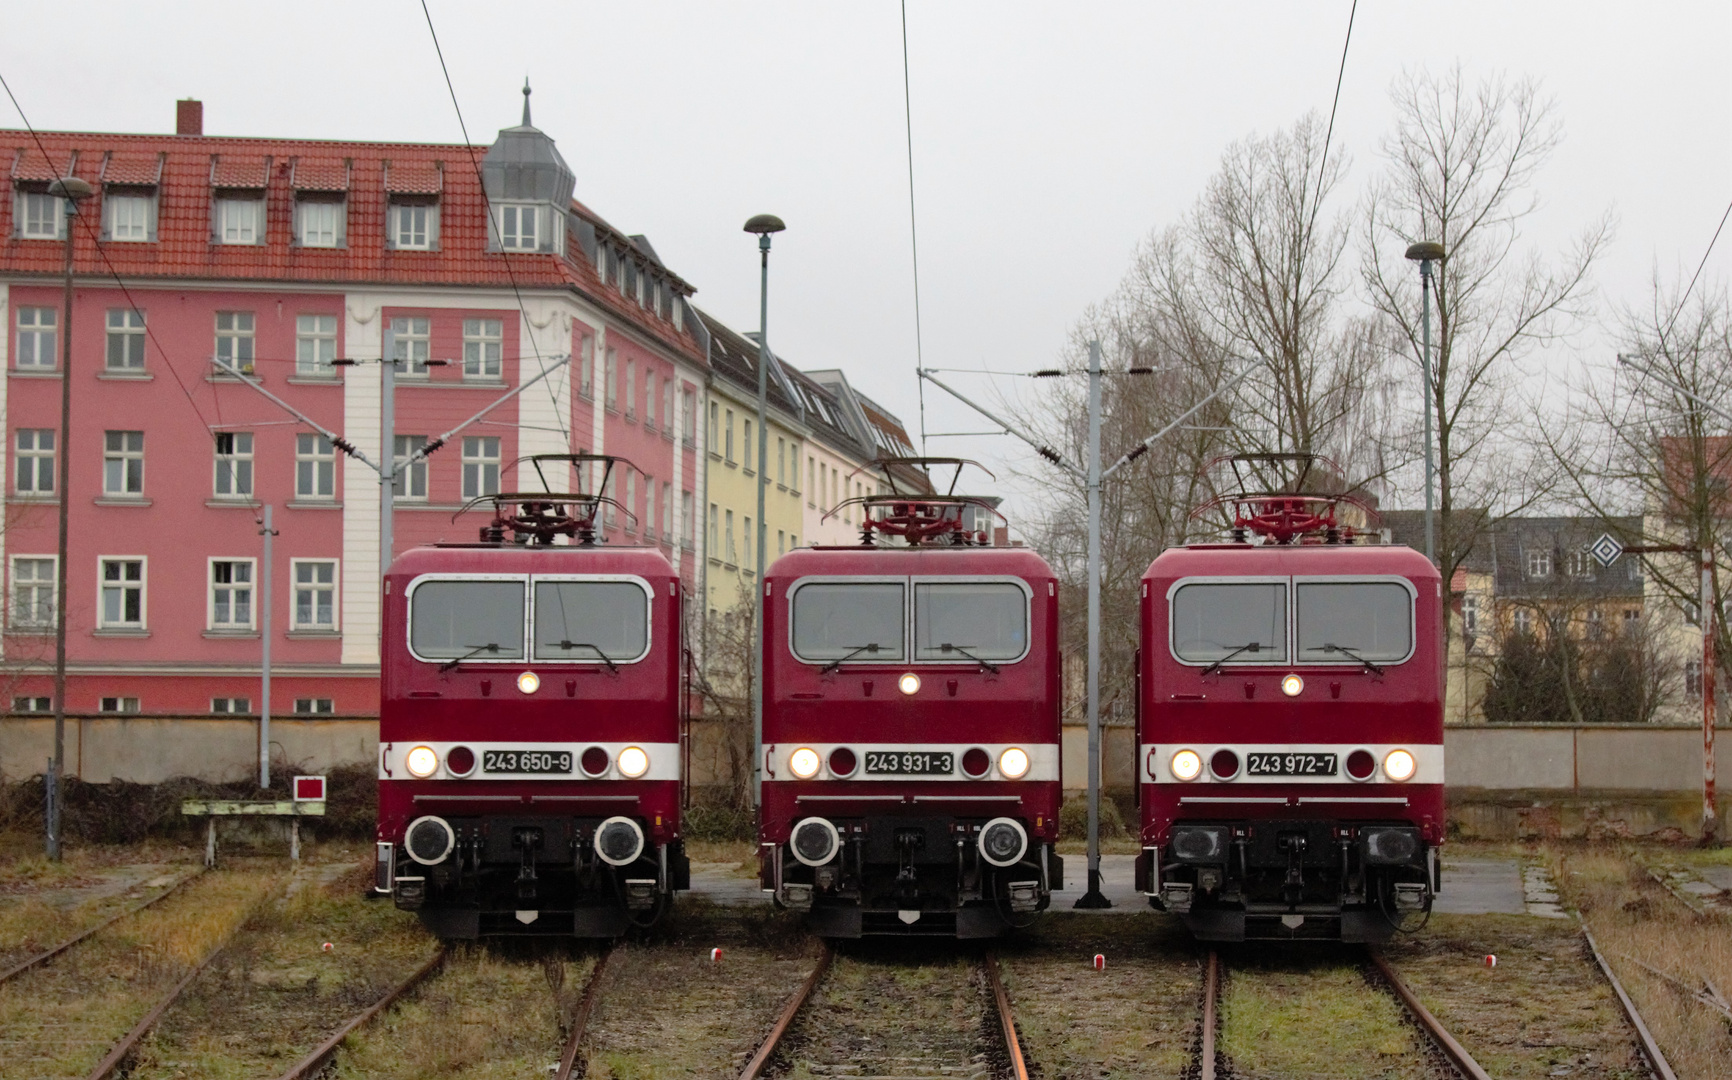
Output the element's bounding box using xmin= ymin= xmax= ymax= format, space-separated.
xmin=982 ymin=951 xmax=1031 ymax=1080
xmin=0 ymin=868 xmax=202 ymax=986
xmin=1198 ymin=950 xmax=1220 ymax=1080
xmin=273 ymin=946 xmax=449 ymax=1080
xmin=738 ymin=943 xmax=833 ymax=1080
xmin=554 ymin=945 xmax=619 ymax=1080
xmin=1578 ymin=918 xmax=1679 ymax=1080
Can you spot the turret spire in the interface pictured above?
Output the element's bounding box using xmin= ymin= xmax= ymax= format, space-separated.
xmin=522 ymin=78 xmax=532 ymax=127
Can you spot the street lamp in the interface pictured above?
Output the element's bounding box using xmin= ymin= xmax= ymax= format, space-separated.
xmin=45 ymin=175 xmax=94 ymax=861
xmin=743 ymin=213 xmax=785 ymax=808
xmin=1405 ymin=241 xmax=1444 ymax=566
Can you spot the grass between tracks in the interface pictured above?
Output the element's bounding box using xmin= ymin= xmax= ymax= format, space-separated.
xmin=0 ymin=866 xmax=278 ymax=1078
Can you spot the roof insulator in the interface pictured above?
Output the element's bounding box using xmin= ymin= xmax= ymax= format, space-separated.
xmin=1037 ymin=446 xmax=1064 ymax=465
xmin=1125 ymin=444 xmax=1149 ymax=462
xmin=1030 ymin=368 xmax=1065 ymax=378
xmin=1126 ymin=366 xmax=1154 ymax=375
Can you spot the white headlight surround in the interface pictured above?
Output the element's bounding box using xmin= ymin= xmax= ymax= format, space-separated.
xmin=789 ymin=746 xmax=822 ymax=780
xmin=1383 ymin=748 xmax=1417 ymax=782
xmin=593 ymin=815 xmax=646 ymax=867
xmin=1170 ymin=748 xmax=1203 ymax=782
xmin=1281 ymin=674 xmax=1304 ymax=697
xmin=517 ymin=671 xmax=540 ymax=694
xmin=997 ymin=746 xmax=1031 ymax=780
xmin=404 ymin=815 xmax=456 ymax=865
xmin=617 ymin=745 xmax=650 ymax=779
xmin=405 ymin=745 xmax=440 ymax=779
xmin=898 ymin=672 xmax=921 ymax=695
xmin=978 ymin=816 xmax=1029 ymax=867
xmin=790 ymin=816 xmax=841 ymax=867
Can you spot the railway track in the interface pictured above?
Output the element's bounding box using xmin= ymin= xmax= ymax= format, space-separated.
xmin=741 ymin=945 xmax=1029 ymax=1080
xmin=1194 ymin=947 xmax=1493 ymax=1080
xmin=0 ymin=868 xmax=202 ymax=985
xmin=272 ymin=945 xmax=450 ymax=1080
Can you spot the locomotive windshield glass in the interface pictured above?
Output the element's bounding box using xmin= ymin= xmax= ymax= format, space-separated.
xmin=913 ymin=582 xmax=1028 ymax=661
xmin=410 ymin=580 xmax=526 ymax=660
xmin=1171 ymin=582 xmax=1288 ymax=663
xmin=1295 ymin=581 xmax=1413 ymax=663
xmin=532 ymin=581 xmax=649 ymax=662
xmin=791 ymin=582 xmax=905 ymax=662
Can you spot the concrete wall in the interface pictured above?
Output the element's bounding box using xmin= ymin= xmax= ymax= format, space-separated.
xmin=0 ymin=716 xmax=376 ymax=784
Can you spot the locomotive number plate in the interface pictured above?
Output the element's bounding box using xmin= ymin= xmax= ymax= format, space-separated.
xmin=865 ymin=751 xmax=954 ymax=775
xmin=482 ymin=750 xmax=573 ymax=774
xmin=1246 ymin=753 xmax=1337 ymax=777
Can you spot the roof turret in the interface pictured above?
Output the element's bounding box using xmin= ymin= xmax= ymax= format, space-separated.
xmin=479 ymin=80 xmax=575 ymax=207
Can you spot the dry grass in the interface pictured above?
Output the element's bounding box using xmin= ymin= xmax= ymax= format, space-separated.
xmin=779 ymin=947 xmax=985 ymax=1080
xmin=684 ymin=838 xmax=755 ymax=869
xmin=1546 ymin=846 xmax=1732 ymax=1080
xmin=1217 ymin=947 xmax=1427 ymax=1080
xmin=0 ymin=867 xmax=278 ymax=1078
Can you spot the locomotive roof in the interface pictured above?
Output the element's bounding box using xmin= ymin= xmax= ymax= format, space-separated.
xmin=767 ymin=543 xmax=1056 ymax=580
xmin=1144 ymin=540 xmax=1439 ymax=584
xmin=388 ymin=542 xmax=678 ymax=579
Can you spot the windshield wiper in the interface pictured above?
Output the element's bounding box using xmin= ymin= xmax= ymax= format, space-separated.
xmin=1201 ymin=642 xmax=1261 ymax=677
xmin=553 ymin=640 xmax=618 ymax=674
xmin=938 ymin=642 xmax=1000 ymax=675
xmin=1320 ymin=642 xmax=1385 ymax=676
xmin=820 ymin=642 xmax=881 ymax=674
xmin=439 ymin=642 xmax=502 ymax=674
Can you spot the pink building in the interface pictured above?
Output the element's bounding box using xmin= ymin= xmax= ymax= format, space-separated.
xmin=0 ymin=95 xmax=709 ymax=719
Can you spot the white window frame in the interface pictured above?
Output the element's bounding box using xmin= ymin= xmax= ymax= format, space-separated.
xmin=213 ymin=432 xmax=254 ymax=498
xmin=1525 ymin=548 xmax=1552 ymax=579
xmin=577 ymin=335 xmax=595 ymax=398
xmin=211 ymin=697 xmax=251 ymax=714
xmin=390 ymin=316 xmax=431 ymax=377
xmin=105 ymin=308 xmax=146 ymax=371
xmin=294 ymin=197 xmax=345 ymax=248
xmin=13 ymin=696 xmax=52 ymax=713
xmin=10 ymin=556 xmax=56 ymax=629
xmin=215 ymin=311 xmax=255 ymax=372
xmin=208 ymin=558 xmax=257 ymax=631
xmin=292 ymin=558 xmax=339 ymax=631
xmin=462 ymin=318 xmax=503 ymax=380
xmin=17 ymin=189 xmax=63 ymax=239
xmin=393 ymin=435 xmax=429 ymax=501
xmin=461 ymin=436 xmax=500 ymax=499
xmin=99 ymin=696 xmax=141 ymax=714
xmin=296 ymin=313 xmax=338 ymax=375
xmin=625 ymin=358 xmax=636 ymax=418
xmin=389 ymin=200 xmax=438 ymax=250
xmin=16 ymin=306 xmax=57 ymax=370
xmin=296 ymin=434 xmax=337 ymax=500
xmin=103 ymin=430 xmax=144 ymax=496
xmin=97 ymin=556 xmax=146 ymax=630
xmin=14 ymin=429 xmax=55 ymax=496
xmin=104 ymin=191 xmax=153 ymax=242
xmin=496 ymin=203 xmax=541 ymax=250
xmin=214 ymin=196 xmax=264 ymax=244
xmin=295 ymin=698 xmax=335 ymax=714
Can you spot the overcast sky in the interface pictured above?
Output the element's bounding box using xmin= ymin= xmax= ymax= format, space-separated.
xmin=6 ymin=2 xmax=1728 ymax=532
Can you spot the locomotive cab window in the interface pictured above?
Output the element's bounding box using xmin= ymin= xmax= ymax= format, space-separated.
xmin=791 ymin=582 xmax=905 ymax=662
xmin=1171 ymin=581 xmax=1288 ymax=664
xmin=1295 ymin=580 xmax=1413 ymax=664
xmin=533 ymin=579 xmax=650 ymax=663
xmin=914 ymin=581 xmax=1028 ymax=662
xmin=409 ymin=579 xmax=526 ymax=661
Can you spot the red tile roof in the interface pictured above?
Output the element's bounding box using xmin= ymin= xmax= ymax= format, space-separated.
xmin=289 ymin=157 xmax=349 ymax=191
xmin=99 ymin=151 xmax=163 ymax=185
xmin=0 ymin=129 xmax=702 ymax=364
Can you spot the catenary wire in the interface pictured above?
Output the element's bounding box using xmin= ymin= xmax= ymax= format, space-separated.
xmin=901 ymin=0 xmax=928 ymax=454
xmin=1310 ymin=0 xmax=1358 ymax=223
xmin=418 ymin=0 xmax=569 ymax=450
xmin=1658 ymin=194 xmax=1732 ymax=353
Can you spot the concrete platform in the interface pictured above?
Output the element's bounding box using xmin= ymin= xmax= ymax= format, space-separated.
xmin=687 ymin=862 xmax=768 ymax=906
xmin=1433 ymin=859 xmax=1526 ymax=915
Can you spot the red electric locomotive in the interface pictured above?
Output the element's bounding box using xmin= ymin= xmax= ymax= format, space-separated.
xmin=375 ymin=456 xmax=688 ymax=938
xmin=1136 ymin=468 xmax=1443 ymax=942
xmin=759 ymin=460 xmax=1063 ymax=938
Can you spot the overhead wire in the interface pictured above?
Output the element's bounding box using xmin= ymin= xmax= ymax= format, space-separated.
xmin=1310 ymin=0 xmax=1357 ymax=224
xmin=900 ymin=0 xmax=928 ymax=454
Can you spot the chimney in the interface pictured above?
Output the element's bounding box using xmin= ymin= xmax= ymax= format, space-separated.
xmin=176 ymin=99 xmax=203 ymax=136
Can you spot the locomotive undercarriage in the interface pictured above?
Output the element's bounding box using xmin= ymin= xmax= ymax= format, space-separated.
xmin=766 ymin=814 xmax=1064 ymax=938
xmin=380 ymin=814 xmax=689 ymax=938
xmin=1136 ymin=819 xmax=1435 ymax=943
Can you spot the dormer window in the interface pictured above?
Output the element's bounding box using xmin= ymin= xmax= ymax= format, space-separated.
xmin=497 ymin=204 xmax=541 ymax=250
xmin=15 ymin=189 xmax=63 ymax=239
xmin=295 ymin=197 xmax=345 ymax=248
xmin=215 ymin=196 xmax=264 ymax=245
xmin=104 ymin=192 xmax=153 ymax=241
xmin=390 ymin=200 xmax=438 ymax=250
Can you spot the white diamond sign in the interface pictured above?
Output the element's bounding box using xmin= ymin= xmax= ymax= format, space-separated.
xmin=1589 ymin=533 xmax=1624 ymax=568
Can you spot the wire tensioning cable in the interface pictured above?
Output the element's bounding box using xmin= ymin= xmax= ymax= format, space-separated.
xmin=901 ymin=0 xmax=928 ymax=454
xmin=1310 ymin=0 xmax=1358 ymax=223
xmin=1659 ymin=195 xmax=1732 ymax=354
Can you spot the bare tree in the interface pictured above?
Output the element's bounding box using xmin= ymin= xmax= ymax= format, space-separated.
xmin=693 ymin=579 xmax=758 ymax=809
xmin=1362 ymin=65 xmax=1611 ymax=586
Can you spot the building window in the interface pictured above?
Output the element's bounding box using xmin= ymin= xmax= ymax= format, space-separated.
xmin=295 ymin=198 xmax=344 ymax=247
xmin=106 ymin=309 xmax=146 ymax=370
xmin=744 ymin=516 xmax=753 ymax=568
xmin=1512 ymin=607 xmax=1532 ymax=636
xmin=604 ymin=348 xmax=618 ymax=410
xmin=393 ymin=435 xmax=429 ymax=500
xmin=13 ymin=697 xmax=51 ymax=713
xmin=1567 ymin=550 xmax=1595 ymax=579
xmin=16 ymin=307 xmax=57 ymax=370
xmin=215 ymin=311 xmax=255 ymax=373
xmin=603 ymin=472 xmax=618 ymax=528
xmin=624 ymin=472 xmax=638 ymax=533
xmin=209 ymin=559 xmax=255 ymax=630
xmin=100 ymin=697 xmax=141 ymax=714
xmin=461 ymin=436 xmax=500 ymax=498
xmin=211 ymin=697 xmax=250 ymax=714
xmin=99 ymin=558 xmax=144 ymax=628
xmin=644 ymin=371 xmax=657 ymax=428
xmin=683 ymin=388 xmax=696 ymax=444
xmin=297 ymin=314 xmax=338 ymax=375
xmin=390 ymin=317 xmax=431 ymax=377
xmin=625 ymin=359 xmax=636 ymax=418
xmin=725 ymin=409 xmax=735 ymax=463
xmin=725 ymin=509 xmax=736 ymax=564
xmin=105 ymin=192 xmax=152 ymax=241
xmin=15 ymin=429 xmax=54 ymax=495
xmin=295 ymin=698 xmax=335 ymax=714
xmin=293 ymin=560 xmax=337 ymax=630
xmin=463 ymin=319 xmax=503 ymax=379
xmin=708 ymin=502 xmax=719 ymax=553
xmin=1627 ymin=558 xmax=1643 ymax=581
xmin=296 ymin=434 xmax=336 ymax=499
xmin=103 ymin=431 xmax=144 ymax=496
xmin=661 ymin=481 xmax=673 ymax=540
xmin=662 ymin=380 xmax=675 ymax=436
xmin=577 ymin=335 xmax=594 ymax=398
xmin=213 ymin=432 xmax=254 ymax=498
xmin=1686 ymin=659 xmax=1703 ymax=700
xmin=1585 ymin=608 xmax=1603 ymax=641
xmin=497 ymin=204 xmax=540 ymax=250
xmin=390 ymin=201 xmax=437 ymax=249
xmin=1462 ymin=593 xmax=1478 ymax=635
xmin=1525 ymin=548 xmax=1551 ymax=580
xmin=708 ymin=401 xmax=719 ymax=452
xmin=1623 ymin=608 xmax=1641 ymax=632
xmin=778 ymin=530 xmax=785 ymax=556
xmin=215 ymin=197 xmax=263 ymax=244
xmin=643 ymin=474 xmax=656 ymax=539
xmin=682 ymin=490 xmax=694 ymax=548
xmin=10 ymin=557 xmax=55 ymax=629
xmin=18 ymin=190 xmax=63 ymax=238
xmin=808 ymin=457 xmax=816 ymax=506
xmin=743 ymin=420 xmax=753 ymax=471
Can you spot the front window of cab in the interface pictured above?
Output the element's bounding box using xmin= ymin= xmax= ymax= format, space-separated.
xmin=410 ymin=580 xmax=525 ymax=660
xmin=533 ymin=580 xmax=650 ymax=662
xmin=789 ymin=578 xmax=1030 ymax=665
xmin=914 ymin=582 xmax=1028 ymax=661
xmin=1295 ymin=581 xmax=1413 ymax=663
xmin=791 ymin=582 xmax=904 ymax=662
xmin=1171 ymin=582 xmax=1288 ymax=664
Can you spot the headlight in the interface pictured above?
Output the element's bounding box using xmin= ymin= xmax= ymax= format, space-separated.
xmin=898 ymin=672 xmax=921 ymax=695
xmin=594 ymin=816 xmax=645 ymax=867
xmin=517 ymin=671 xmax=540 ymax=694
xmin=789 ymin=747 xmax=821 ymax=779
xmin=979 ymin=817 xmax=1029 ymax=867
xmin=1170 ymin=749 xmax=1202 ymax=781
xmin=997 ymin=747 xmax=1030 ymax=779
xmin=405 ymin=745 xmax=439 ymax=778
xmin=790 ymin=817 xmax=840 ymax=866
xmin=404 ymin=815 xmax=455 ymax=865
xmin=1170 ymin=824 xmax=1229 ymax=862
xmin=617 ymin=746 xmax=650 ymax=779
xmin=1383 ymin=748 xmax=1417 ymax=782
xmin=1281 ymin=674 xmax=1304 ymax=697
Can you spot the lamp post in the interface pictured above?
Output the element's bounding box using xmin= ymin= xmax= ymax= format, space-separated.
xmin=1404 ymin=241 xmax=1444 ymax=567
xmin=44 ymin=175 xmax=94 ymax=861
xmin=744 ymin=213 xmax=785 ymax=808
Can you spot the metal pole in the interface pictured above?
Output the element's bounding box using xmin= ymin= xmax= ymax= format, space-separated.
xmin=752 ymin=233 xmax=772 ymax=808
xmin=380 ymin=325 xmax=396 ymax=583
xmin=47 ymin=194 xmax=79 ymax=861
xmin=1076 ymin=339 xmax=1110 ymax=908
xmin=1419 ymin=258 xmax=1437 ymax=565
xmin=1703 ymin=549 xmax=1718 ymax=843
xmin=259 ymin=505 xmax=275 ymax=790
